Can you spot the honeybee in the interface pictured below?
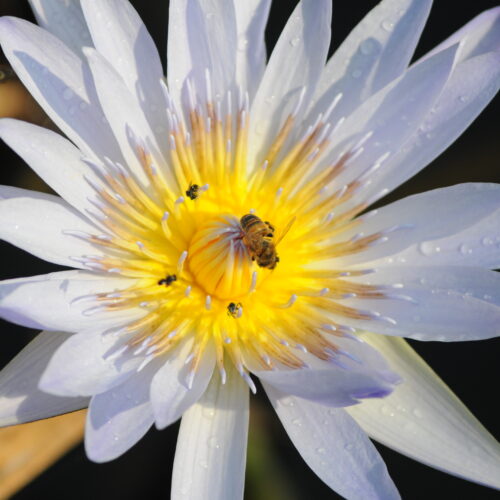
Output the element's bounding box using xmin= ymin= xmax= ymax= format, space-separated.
xmin=185 ymin=182 xmax=199 ymax=200
xmin=158 ymin=274 xmax=177 ymax=286
xmin=240 ymin=214 xmax=294 ymax=269
xmin=227 ymin=302 xmax=243 ymax=318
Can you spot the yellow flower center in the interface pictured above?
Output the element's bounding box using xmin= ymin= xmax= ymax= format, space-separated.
xmin=77 ymin=78 xmax=395 ymax=385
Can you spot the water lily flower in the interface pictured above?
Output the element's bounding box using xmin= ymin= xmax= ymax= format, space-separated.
xmin=0 ymin=0 xmax=499 ymax=498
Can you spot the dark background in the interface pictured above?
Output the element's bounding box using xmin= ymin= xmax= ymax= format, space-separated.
xmin=0 ymin=1 xmax=499 ymax=498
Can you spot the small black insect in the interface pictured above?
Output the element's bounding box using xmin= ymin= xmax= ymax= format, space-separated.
xmin=185 ymin=183 xmax=199 ymax=200
xmin=158 ymin=274 xmax=177 ymax=286
xmin=227 ymin=302 xmax=243 ymax=318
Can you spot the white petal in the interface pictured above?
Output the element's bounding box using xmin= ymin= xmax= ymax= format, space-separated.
xmin=348 ymin=334 xmax=500 ymax=490
xmin=80 ymin=0 xmax=168 ymax=156
xmin=233 ymin=0 xmax=271 ymax=99
xmin=28 ymin=0 xmax=92 ymax=57
xmin=255 ymin=335 xmax=400 ymax=407
xmin=0 ymin=185 xmax=45 ymax=200
xmin=39 ymin=329 xmax=141 ymax=397
xmin=311 ymin=0 xmax=432 ymax=128
xmin=171 ymin=370 xmax=249 ymax=500
xmin=167 ymin=0 xmax=237 ymax=111
xmin=0 ymin=270 xmax=141 ymax=332
xmin=265 ymin=387 xmax=400 ymax=500
xmin=386 ymin=207 xmax=500 ymax=269
xmin=358 ymin=51 xmax=500 ymax=206
xmin=0 ymin=331 xmax=88 ymax=426
xmin=83 ymin=47 xmax=170 ymax=187
xmin=338 ymin=183 xmax=500 ymax=265
xmin=321 ymin=44 xmax=458 ymax=194
xmin=422 ymin=7 xmax=500 ymax=63
xmin=85 ymin=362 xmax=157 ymax=462
xmin=0 ymin=17 xmax=122 ymax=163
xmin=0 ymin=119 xmax=100 ymax=215
xmin=249 ymin=0 xmax=331 ymax=167
xmin=0 ymin=189 xmax=107 ymax=268
xmin=340 ymin=266 xmax=500 ymax=341
xmin=151 ymin=341 xmax=216 ymax=430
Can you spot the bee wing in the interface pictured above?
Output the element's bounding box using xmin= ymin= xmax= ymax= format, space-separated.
xmin=275 ymin=216 xmax=296 ymax=245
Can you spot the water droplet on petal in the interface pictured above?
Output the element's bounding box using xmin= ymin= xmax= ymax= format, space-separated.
xmin=289 ymin=37 xmax=301 ymax=47
xmin=380 ymin=405 xmax=395 ymax=417
xmin=412 ymin=408 xmax=423 ymax=419
xmin=481 ymin=237 xmax=493 ymax=246
xmin=418 ymin=242 xmax=434 ymax=256
xmin=292 ymin=418 xmax=302 ymax=426
xmin=458 ymin=243 xmax=472 ymax=255
xmin=202 ymin=407 xmax=215 ymax=419
xmin=316 ymin=447 xmax=326 ymax=454
xmin=344 ymin=443 xmax=354 ymax=451
xmin=237 ymin=37 xmax=248 ymax=51
xmin=360 ymin=39 xmax=374 ymax=55
xmin=208 ymin=436 xmax=220 ymax=449
xmin=351 ymin=69 xmax=362 ymax=79
xmin=381 ymin=20 xmax=394 ymax=31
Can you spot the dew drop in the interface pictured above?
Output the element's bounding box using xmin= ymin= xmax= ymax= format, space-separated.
xmin=344 ymin=443 xmax=354 ymax=451
xmin=481 ymin=237 xmax=493 ymax=246
xmin=63 ymin=88 xmax=74 ymax=100
xmin=483 ymin=294 xmax=492 ymax=301
xmin=237 ymin=37 xmax=249 ymax=51
xmin=458 ymin=243 xmax=472 ymax=255
xmin=202 ymin=407 xmax=215 ymax=419
xmin=458 ymin=95 xmax=468 ymax=103
xmin=289 ymin=37 xmax=301 ymax=47
xmin=79 ymin=101 xmax=88 ymax=111
xmin=418 ymin=242 xmax=434 ymax=256
xmin=360 ymin=39 xmax=374 ymax=55
xmin=208 ymin=436 xmax=220 ymax=449
xmin=292 ymin=418 xmax=302 ymax=427
xmin=380 ymin=405 xmax=395 ymax=417
xmin=381 ymin=20 xmax=394 ymax=31
xmin=351 ymin=69 xmax=362 ymax=79
xmin=316 ymin=447 xmax=326 ymax=454
xmin=68 ymin=105 xmax=77 ymax=116
xmin=412 ymin=408 xmax=423 ymax=419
